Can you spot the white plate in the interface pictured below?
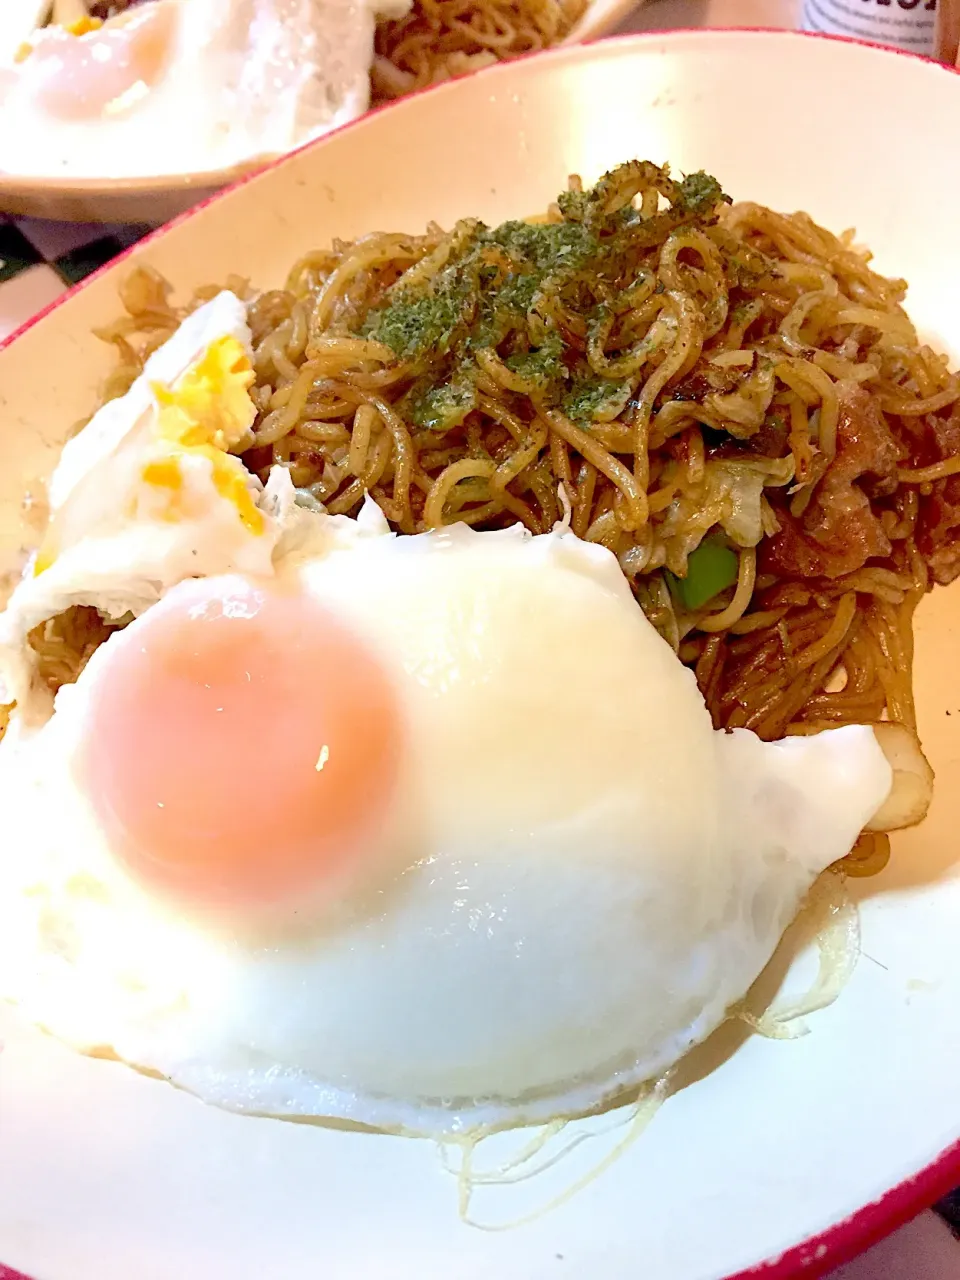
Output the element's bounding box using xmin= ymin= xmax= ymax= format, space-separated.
xmin=0 ymin=30 xmax=958 ymax=1280
xmin=0 ymin=0 xmax=644 ymax=225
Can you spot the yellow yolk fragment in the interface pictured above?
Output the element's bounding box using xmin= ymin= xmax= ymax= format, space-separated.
xmin=64 ymin=17 xmax=104 ymax=37
xmin=33 ymin=545 xmax=55 ymax=577
xmin=140 ymin=458 xmax=184 ymax=493
xmin=153 ymin=336 xmax=257 ymax=454
xmin=146 ymin=335 xmax=263 ymax=535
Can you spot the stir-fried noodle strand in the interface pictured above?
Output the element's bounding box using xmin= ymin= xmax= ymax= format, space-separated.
xmin=84 ymin=162 xmax=960 ymax=882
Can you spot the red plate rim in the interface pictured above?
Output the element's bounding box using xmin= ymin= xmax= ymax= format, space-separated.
xmin=0 ymin=27 xmax=958 ymax=1280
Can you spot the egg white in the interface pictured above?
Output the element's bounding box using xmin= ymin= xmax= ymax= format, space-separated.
xmin=0 ymin=291 xmax=292 ymax=713
xmin=0 ymin=0 xmax=413 ymax=179
xmin=0 ymin=514 xmax=892 ymax=1136
xmin=0 ymin=0 xmax=49 ymax=66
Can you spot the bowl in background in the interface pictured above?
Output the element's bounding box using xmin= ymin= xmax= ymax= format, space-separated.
xmin=0 ymin=0 xmax=645 ymax=225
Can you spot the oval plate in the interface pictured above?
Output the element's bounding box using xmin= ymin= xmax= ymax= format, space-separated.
xmin=0 ymin=0 xmax=644 ymax=225
xmin=0 ymin=30 xmax=959 ymax=1280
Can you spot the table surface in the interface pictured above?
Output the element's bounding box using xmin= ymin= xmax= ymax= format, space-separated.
xmin=0 ymin=1 xmax=957 ymax=1277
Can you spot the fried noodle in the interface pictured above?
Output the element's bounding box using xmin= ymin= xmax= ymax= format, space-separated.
xmin=87 ymin=162 xmax=960 ymax=805
xmin=371 ymin=0 xmax=586 ymax=100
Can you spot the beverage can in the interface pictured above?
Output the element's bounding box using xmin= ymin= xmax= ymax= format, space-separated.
xmin=799 ymin=0 xmax=938 ymax=57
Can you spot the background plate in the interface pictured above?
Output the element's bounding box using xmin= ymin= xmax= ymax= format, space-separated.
xmin=0 ymin=0 xmax=645 ymax=225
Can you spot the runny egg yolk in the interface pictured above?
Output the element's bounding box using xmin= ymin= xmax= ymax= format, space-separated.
xmin=82 ymin=579 xmax=403 ymax=909
xmin=25 ymin=4 xmax=173 ymax=122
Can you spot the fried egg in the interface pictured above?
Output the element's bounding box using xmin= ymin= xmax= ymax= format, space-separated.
xmin=0 ymin=291 xmax=293 ymax=712
xmin=0 ymin=0 xmax=411 ymax=179
xmin=0 ymin=507 xmax=894 ymax=1135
